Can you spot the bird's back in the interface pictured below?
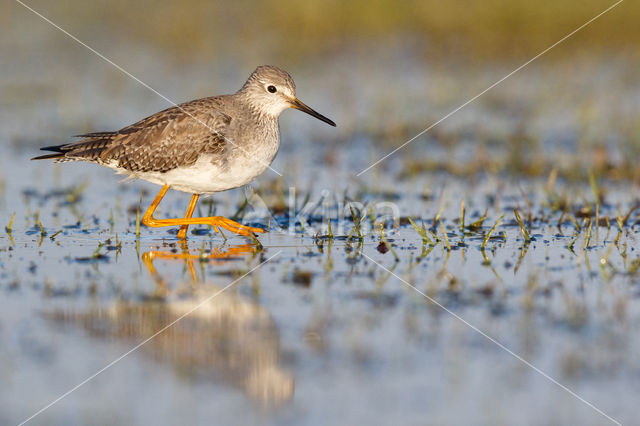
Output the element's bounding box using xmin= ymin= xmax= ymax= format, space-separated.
xmin=33 ymin=96 xmax=236 ymax=173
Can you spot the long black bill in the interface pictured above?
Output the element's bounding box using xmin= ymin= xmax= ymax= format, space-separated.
xmin=290 ymin=98 xmax=336 ymax=127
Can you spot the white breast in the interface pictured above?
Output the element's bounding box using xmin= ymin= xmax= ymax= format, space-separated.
xmin=112 ymin=141 xmax=280 ymax=194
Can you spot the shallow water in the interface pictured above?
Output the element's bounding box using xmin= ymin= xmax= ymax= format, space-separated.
xmin=2 ymin=8 xmax=640 ymax=424
xmin=2 ymin=155 xmax=640 ymax=425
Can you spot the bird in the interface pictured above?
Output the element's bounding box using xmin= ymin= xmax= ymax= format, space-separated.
xmin=32 ymin=65 xmax=336 ymax=239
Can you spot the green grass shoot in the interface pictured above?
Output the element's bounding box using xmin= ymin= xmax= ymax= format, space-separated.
xmin=433 ymin=204 xmax=446 ymax=224
xmin=348 ymin=205 xmax=363 ymax=240
xmin=567 ymin=213 xmax=581 ymax=232
xmin=35 ymin=211 xmax=46 ymax=236
xmin=481 ymin=214 xmax=504 ymax=250
xmin=583 ymin=219 xmax=593 ymax=250
xmin=588 ymin=170 xmax=600 ymax=206
xmin=109 ymin=209 xmax=115 ymax=233
xmin=248 ymin=231 xmax=263 ymax=250
xmin=135 ymin=209 xmax=141 ymax=239
xmin=5 ymin=212 xmax=15 ymax=234
xmin=408 ymin=217 xmax=434 ymax=245
xmin=440 ymin=220 xmax=450 ymax=251
xmin=135 ymin=191 xmax=142 ymax=239
xmin=514 ymin=208 xmax=531 ymax=242
xmin=93 ymin=242 xmax=105 ymax=258
xmin=49 ymin=230 xmax=63 ymax=240
xmin=467 ymin=209 xmax=487 ymax=231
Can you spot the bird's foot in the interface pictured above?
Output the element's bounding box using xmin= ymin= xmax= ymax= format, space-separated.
xmin=207 ymin=216 xmax=265 ymax=236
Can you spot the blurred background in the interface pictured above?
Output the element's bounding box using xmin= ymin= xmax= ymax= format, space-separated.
xmin=6 ymin=0 xmax=638 ymax=59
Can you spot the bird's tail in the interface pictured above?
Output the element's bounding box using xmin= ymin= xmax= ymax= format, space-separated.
xmin=31 ymin=132 xmax=118 ymax=161
xmin=31 ymin=144 xmax=67 ymax=161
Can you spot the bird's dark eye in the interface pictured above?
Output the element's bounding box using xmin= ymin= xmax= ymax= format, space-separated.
xmin=267 ymin=85 xmax=277 ymax=93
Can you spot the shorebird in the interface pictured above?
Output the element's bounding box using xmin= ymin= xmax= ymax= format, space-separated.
xmin=33 ymin=65 xmax=336 ymax=239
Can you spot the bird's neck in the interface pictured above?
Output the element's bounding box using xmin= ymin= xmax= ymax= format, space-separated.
xmin=235 ymin=89 xmax=282 ymax=121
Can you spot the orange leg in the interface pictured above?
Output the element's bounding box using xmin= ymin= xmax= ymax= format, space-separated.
xmin=177 ymin=194 xmax=199 ymax=240
xmin=141 ymin=184 xmax=265 ymax=237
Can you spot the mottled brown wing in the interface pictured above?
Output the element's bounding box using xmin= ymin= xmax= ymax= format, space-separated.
xmin=101 ymin=100 xmax=232 ymax=173
xmin=35 ymin=97 xmax=231 ymax=173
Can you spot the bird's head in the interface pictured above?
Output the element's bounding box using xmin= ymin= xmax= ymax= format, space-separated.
xmin=239 ymin=65 xmax=336 ymax=126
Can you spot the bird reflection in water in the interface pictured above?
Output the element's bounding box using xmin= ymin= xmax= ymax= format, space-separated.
xmin=51 ymin=242 xmax=294 ymax=406
xmin=141 ymin=241 xmax=257 ymax=294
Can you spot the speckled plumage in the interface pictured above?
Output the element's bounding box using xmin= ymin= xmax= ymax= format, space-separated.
xmin=33 ymin=65 xmax=335 ymax=195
